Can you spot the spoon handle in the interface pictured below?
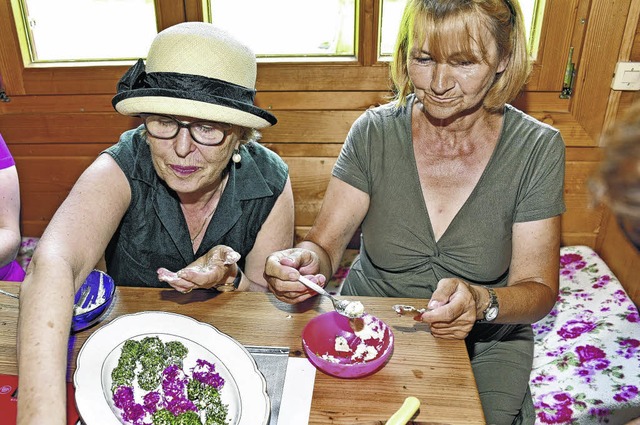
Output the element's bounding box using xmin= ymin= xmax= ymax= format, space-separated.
xmin=298 ymin=275 xmax=329 ymax=296
xmin=0 ymin=288 xmax=19 ymax=299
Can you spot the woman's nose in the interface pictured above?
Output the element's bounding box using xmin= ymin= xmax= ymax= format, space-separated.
xmin=430 ymin=63 xmax=454 ymax=94
xmin=174 ymin=128 xmax=196 ymax=157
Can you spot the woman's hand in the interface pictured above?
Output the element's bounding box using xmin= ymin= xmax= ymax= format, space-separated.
xmin=264 ymin=248 xmax=326 ymax=304
xmin=157 ymin=245 xmax=241 ymax=292
xmin=419 ymin=278 xmax=483 ymax=340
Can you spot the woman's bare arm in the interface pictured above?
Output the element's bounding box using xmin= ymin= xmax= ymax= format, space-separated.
xmin=0 ymin=165 xmax=21 ymax=268
xmin=241 ymin=176 xmax=295 ymax=290
xmin=17 ymin=154 xmax=131 ymax=425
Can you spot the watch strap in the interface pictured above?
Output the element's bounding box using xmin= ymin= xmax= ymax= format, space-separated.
xmin=478 ymin=286 xmax=499 ymax=322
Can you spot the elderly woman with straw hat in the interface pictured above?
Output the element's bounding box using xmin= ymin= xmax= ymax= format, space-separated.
xmin=17 ymin=22 xmax=293 ymax=424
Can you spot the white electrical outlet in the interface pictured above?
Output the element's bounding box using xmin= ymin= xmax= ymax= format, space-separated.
xmin=611 ymin=62 xmax=640 ymax=91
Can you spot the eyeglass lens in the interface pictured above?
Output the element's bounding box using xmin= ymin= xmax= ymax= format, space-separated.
xmin=144 ymin=115 xmax=228 ymax=145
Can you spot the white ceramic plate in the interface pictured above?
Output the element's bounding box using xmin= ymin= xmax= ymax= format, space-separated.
xmin=74 ymin=311 xmax=270 ymax=425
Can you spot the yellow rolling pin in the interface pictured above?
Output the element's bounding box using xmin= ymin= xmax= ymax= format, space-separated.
xmin=385 ymin=396 xmax=421 ymax=425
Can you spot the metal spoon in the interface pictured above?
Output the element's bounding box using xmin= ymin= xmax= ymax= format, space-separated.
xmin=0 ymin=288 xmax=19 ymax=299
xmin=298 ymin=275 xmax=365 ymax=319
xmin=0 ymin=286 xmax=92 ymax=312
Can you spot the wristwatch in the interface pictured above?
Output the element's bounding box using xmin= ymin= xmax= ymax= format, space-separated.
xmin=479 ymin=287 xmax=499 ymax=322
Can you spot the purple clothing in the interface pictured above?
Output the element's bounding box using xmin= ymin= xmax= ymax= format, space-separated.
xmin=0 ymin=134 xmax=23 ymax=282
xmin=0 ymin=134 xmax=15 ymax=169
xmin=0 ymin=260 xmax=25 ymax=282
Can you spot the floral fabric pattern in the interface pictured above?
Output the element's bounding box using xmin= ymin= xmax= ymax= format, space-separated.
xmin=16 ymin=237 xmax=39 ymax=272
xmin=532 ymin=246 xmax=640 ymax=424
xmin=325 ymin=249 xmax=358 ymax=295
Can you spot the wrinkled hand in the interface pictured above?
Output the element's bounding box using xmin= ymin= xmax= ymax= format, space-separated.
xmin=418 ymin=278 xmax=479 ymax=340
xmin=264 ymin=248 xmax=326 ymax=304
xmin=157 ymin=245 xmax=241 ymax=293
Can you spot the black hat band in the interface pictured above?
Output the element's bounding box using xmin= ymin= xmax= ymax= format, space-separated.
xmin=111 ymin=59 xmax=276 ymax=125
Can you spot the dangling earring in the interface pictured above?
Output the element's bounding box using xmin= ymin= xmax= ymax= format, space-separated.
xmin=232 ymin=148 xmax=241 ymax=164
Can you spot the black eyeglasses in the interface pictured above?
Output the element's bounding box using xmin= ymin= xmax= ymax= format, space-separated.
xmin=142 ymin=114 xmax=232 ymax=146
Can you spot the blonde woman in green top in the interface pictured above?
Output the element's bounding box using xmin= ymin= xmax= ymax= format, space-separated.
xmin=265 ymin=1 xmax=564 ymax=423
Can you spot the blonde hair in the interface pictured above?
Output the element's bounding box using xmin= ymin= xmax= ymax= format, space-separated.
xmin=590 ymin=101 xmax=640 ymax=218
xmin=390 ymin=0 xmax=531 ymax=112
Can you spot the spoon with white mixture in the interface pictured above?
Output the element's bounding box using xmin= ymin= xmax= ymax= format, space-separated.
xmin=298 ymin=275 xmax=365 ymax=319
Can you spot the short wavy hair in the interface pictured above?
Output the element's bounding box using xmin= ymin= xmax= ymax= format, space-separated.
xmin=590 ymin=101 xmax=640 ymax=218
xmin=390 ymin=0 xmax=531 ymax=112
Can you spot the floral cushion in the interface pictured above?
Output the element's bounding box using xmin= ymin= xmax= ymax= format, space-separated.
xmin=325 ymin=249 xmax=359 ymax=295
xmin=16 ymin=237 xmax=39 ymax=272
xmin=531 ymin=245 xmax=640 ymax=424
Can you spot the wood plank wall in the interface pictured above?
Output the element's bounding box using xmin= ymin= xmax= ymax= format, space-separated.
xmin=2 ymin=105 xmax=609 ymax=247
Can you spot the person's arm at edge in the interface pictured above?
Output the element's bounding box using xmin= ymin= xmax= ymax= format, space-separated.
xmin=0 ymin=165 xmax=21 ymax=268
xmin=17 ymin=154 xmax=131 ymax=425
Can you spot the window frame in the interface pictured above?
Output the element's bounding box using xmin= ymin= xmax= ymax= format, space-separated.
xmin=0 ymin=0 xmax=634 ymax=146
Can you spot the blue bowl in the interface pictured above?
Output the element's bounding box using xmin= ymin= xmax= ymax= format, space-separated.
xmin=72 ymin=270 xmax=116 ymax=332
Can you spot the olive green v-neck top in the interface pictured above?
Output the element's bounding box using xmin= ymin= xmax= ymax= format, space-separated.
xmin=335 ymin=95 xmax=565 ymax=298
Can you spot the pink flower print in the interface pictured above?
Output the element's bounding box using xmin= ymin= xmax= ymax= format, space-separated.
xmin=560 ymin=253 xmax=586 ymax=268
xmin=616 ymin=338 xmax=640 ymax=359
xmin=559 ymin=253 xmax=587 ymax=280
xmin=592 ymin=274 xmax=610 ymax=289
xmin=537 ymin=407 xmax=574 ymax=424
xmin=613 ymin=289 xmax=630 ymax=304
xmin=531 ymin=372 xmax=557 ymax=386
xmin=625 ymin=310 xmax=640 ymax=323
xmin=535 ymin=391 xmax=576 ymax=424
xmin=558 ymin=319 xmax=597 ymax=339
xmin=587 ymin=407 xmax=612 ymax=420
xmin=574 ymin=366 xmax=595 ymax=382
xmin=576 ymin=345 xmax=607 ymax=363
xmin=573 ymin=346 xmax=610 ymax=383
xmin=532 ymin=320 xmax=556 ymax=336
xmin=613 ymin=385 xmax=639 ymax=403
xmin=546 ymin=346 xmax=570 ymax=360
xmin=333 ymin=266 xmax=349 ymax=280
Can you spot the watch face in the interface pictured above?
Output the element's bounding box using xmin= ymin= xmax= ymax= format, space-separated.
xmin=485 ymin=306 xmax=499 ymax=322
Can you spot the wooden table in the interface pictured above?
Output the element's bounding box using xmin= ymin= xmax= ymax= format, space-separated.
xmin=0 ymin=280 xmax=485 ymax=424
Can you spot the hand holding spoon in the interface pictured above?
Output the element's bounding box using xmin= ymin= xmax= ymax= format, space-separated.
xmin=298 ymin=275 xmax=365 ymax=319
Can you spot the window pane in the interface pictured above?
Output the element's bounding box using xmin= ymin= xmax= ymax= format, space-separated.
xmin=379 ymin=0 xmax=544 ymax=59
xmin=19 ymin=0 xmax=157 ymax=62
xmin=207 ymin=0 xmax=356 ymax=58
xmin=379 ymin=0 xmax=406 ymax=59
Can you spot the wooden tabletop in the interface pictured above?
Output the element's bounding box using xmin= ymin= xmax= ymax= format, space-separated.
xmin=0 ymin=280 xmax=485 ymax=424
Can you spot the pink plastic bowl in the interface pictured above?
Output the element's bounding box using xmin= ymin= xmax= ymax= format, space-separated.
xmin=302 ymin=311 xmax=394 ymax=378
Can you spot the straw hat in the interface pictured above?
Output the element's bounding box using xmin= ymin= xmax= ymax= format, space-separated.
xmin=112 ymin=22 xmax=276 ymax=129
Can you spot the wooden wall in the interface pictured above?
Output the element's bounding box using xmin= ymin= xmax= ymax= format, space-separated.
xmin=1 ymin=103 xmax=612 ymax=247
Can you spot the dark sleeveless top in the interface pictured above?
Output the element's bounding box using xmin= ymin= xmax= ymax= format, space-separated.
xmin=102 ymin=126 xmax=288 ymax=287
